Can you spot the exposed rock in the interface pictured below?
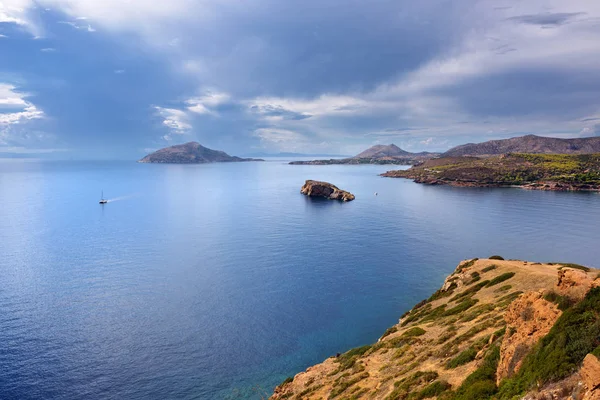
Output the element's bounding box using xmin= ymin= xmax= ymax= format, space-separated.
xmin=300 ymin=180 xmax=355 ymax=202
xmin=581 ymin=354 xmax=600 ymax=399
xmin=496 ymin=291 xmax=561 ymax=383
xmin=556 ymin=268 xmax=599 ymax=301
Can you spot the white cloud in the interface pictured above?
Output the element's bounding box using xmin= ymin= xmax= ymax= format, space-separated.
xmin=58 ymin=20 xmax=95 ymax=32
xmin=40 ymin=47 xmax=56 ymax=52
xmin=154 ymin=106 xmax=191 ymax=133
xmin=0 ymin=84 xmax=44 ymax=125
xmin=114 ymin=69 xmax=125 ymax=74
xmin=0 ymin=34 xmax=7 ymax=38
xmin=186 ymin=90 xmax=230 ymax=115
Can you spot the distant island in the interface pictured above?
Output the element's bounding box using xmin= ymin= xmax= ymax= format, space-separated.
xmin=442 ymin=134 xmax=600 ymax=157
xmin=272 ymin=258 xmax=600 ymax=400
xmin=289 ymin=144 xmax=439 ymax=165
xmin=382 ymin=153 xmax=600 ymax=191
xmin=138 ymin=142 xmax=263 ymax=164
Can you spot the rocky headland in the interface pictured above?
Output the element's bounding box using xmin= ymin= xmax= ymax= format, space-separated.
xmin=300 ymin=180 xmax=355 ymax=201
xmin=271 ymin=258 xmax=600 ymax=400
xmin=138 ymin=142 xmax=263 ymax=163
xmin=382 ymin=153 xmax=600 ymax=191
xmin=290 ymin=144 xmax=438 ymax=166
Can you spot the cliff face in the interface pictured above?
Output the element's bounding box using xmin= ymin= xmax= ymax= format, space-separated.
xmin=138 ymin=142 xmax=263 ymax=163
xmin=300 ymin=180 xmax=355 ymax=201
xmin=271 ymin=259 xmax=600 ymax=400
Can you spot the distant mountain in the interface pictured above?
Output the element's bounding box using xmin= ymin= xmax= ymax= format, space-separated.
xmin=290 ymin=144 xmax=438 ymax=165
xmin=243 ymin=151 xmax=349 ymax=158
xmin=443 ymin=135 xmax=600 ymax=157
xmin=139 ymin=142 xmax=263 ymax=163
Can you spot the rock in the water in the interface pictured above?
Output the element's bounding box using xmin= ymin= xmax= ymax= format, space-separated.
xmin=300 ymin=180 xmax=355 ymax=202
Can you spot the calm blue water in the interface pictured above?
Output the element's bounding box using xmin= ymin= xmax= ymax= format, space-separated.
xmin=1 ymin=159 xmax=599 ymax=399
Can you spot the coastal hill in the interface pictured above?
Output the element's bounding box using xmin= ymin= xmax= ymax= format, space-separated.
xmin=381 ymin=153 xmax=600 ymax=191
xmin=290 ymin=144 xmax=438 ymax=165
xmin=138 ymin=142 xmax=263 ymax=163
xmin=272 ymin=258 xmax=600 ymax=400
xmin=443 ymin=134 xmax=600 ymax=157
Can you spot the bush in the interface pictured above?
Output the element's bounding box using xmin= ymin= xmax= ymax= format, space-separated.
xmin=489 ymin=255 xmax=504 ymax=260
xmin=446 ymin=347 xmax=477 ymax=369
xmin=415 ymin=380 xmax=452 ymax=399
xmin=485 ymin=272 xmax=515 ymax=287
xmin=443 ymin=298 xmax=478 ymax=317
xmin=481 ymin=265 xmax=497 ymax=273
xmin=381 ymin=326 xmax=398 ymax=339
xmin=543 ymin=291 xmax=575 ymax=311
xmin=281 ymin=376 xmax=293 ymax=386
xmin=558 ymin=263 xmax=590 ymax=272
xmin=450 ymin=281 xmax=490 ymax=302
xmin=448 ymin=346 xmax=500 ymax=400
xmin=402 ymin=327 xmax=426 ymax=338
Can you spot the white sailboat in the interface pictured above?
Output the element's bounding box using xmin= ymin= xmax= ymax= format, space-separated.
xmin=99 ymin=190 xmax=108 ymax=204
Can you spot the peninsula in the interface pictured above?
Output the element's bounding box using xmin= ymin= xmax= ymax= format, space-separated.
xmin=138 ymin=142 xmax=263 ymax=163
xmin=290 ymin=144 xmax=438 ymax=165
xmin=442 ymin=134 xmax=600 ymax=157
xmin=381 ymin=153 xmax=600 ymax=191
xmin=272 ymin=258 xmax=600 ymax=400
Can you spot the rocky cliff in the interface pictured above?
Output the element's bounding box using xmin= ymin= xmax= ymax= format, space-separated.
xmin=271 ymin=258 xmax=600 ymax=400
xmin=138 ymin=142 xmax=263 ymax=163
xmin=300 ymin=180 xmax=355 ymax=201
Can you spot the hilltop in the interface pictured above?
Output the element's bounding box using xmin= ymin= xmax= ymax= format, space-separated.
xmin=289 ymin=144 xmax=438 ymax=165
xmin=138 ymin=142 xmax=263 ymax=164
xmin=443 ymin=135 xmax=600 ymax=157
xmin=271 ymin=258 xmax=600 ymax=400
xmin=382 ymin=153 xmax=600 ymax=191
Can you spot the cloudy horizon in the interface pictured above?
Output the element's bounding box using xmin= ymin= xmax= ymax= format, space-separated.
xmin=1 ymin=0 xmax=600 ymax=159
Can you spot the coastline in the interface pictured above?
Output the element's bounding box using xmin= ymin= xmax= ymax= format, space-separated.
xmin=271 ymin=258 xmax=600 ymax=400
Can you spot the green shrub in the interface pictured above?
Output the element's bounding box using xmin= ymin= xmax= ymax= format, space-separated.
xmin=446 ymin=347 xmax=477 ymax=369
xmin=543 ymin=291 xmax=575 ymax=311
xmin=413 ymin=380 xmax=452 ymax=399
xmin=381 ymin=326 xmax=398 ymax=339
xmin=281 ymin=376 xmax=293 ymax=386
xmin=335 ymin=345 xmax=372 ymax=371
xmin=450 ymin=281 xmax=490 ymax=302
xmin=456 ymin=259 xmax=478 ymax=273
xmin=386 ymin=371 xmax=438 ymax=400
xmin=443 ymin=298 xmax=478 ymax=317
xmin=558 ymin=263 xmax=590 ymax=272
xmin=489 ymin=255 xmax=504 ymax=260
xmin=448 ymin=346 xmax=500 ymax=400
xmin=485 ymin=272 xmax=515 ymax=287
xmin=481 ymin=265 xmax=497 ymax=273
xmin=498 ymin=287 xmax=600 ymax=399
xmin=494 ymin=284 xmax=512 ymax=293
xmin=402 ymin=327 xmax=426 ymax=338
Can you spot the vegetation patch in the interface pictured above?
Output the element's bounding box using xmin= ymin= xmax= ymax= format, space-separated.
xmin=494 ymin=284 xmax=512 ymax=293
xmin=498 ymin=287 xmax=600 ymax=399
xmin=411 ymin=380 xmax=452 ymax=399
xmin=481 ymin=265 xmax=497 ymax=273
xmin=450 ymin=281 xmax=489 ymax=302
xmin=444 ymin=346 xmax=500 ymax=400
xmin=443 ymin=298 xmax=478 ymax=317
xmin=329 ymin=372 xmax=369 ymax=399
xmin=334 ymin=345 xmax=372 ymax=371
xmin=485 ymin=272 xmax=515 ymax=287
xmin=446 ymin=347 xmax=477 ymax=369
xmin=489 ymin=255 xmax=504 ymax=260
xmin=455 ymin=259 xmax=478 ymax=273
xmin=459 ymin=303 xmax=496 ymax=323
xmin=386 ymin=371 xmax=439 ymax=400
xmin=543 ymin=291 xmax=575 ymax=311
xmin=402 ymin=327 xmax=426 ymax=338
xmin=381 ymin=326 xmax=398 ymax=339
xmin=557 ymin=263 xmax=590 ymax=272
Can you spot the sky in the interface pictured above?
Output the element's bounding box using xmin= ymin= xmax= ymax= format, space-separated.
xmin=1 ymin=0 xmax=600 ymax=159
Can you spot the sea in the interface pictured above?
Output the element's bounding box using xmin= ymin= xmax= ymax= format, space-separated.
xmin=1 ymin=159 xmax=599 ymax=399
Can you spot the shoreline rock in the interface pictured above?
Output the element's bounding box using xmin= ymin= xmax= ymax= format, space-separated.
xmin=300 ymin=180 xmax=355 ymax=202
